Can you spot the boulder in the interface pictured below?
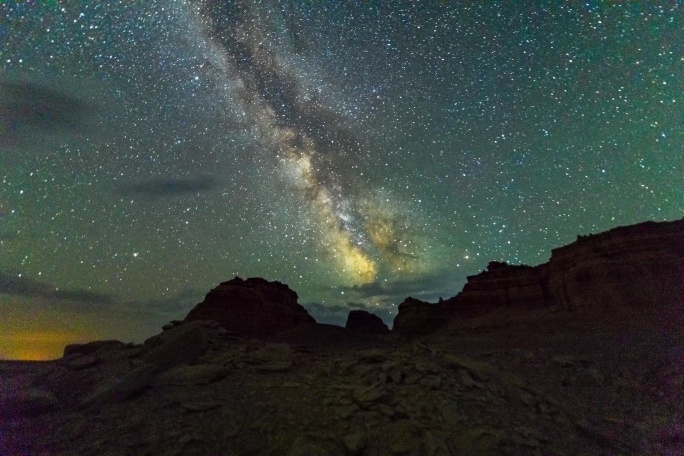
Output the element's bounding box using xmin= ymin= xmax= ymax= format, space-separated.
xmin=184 ymin=277 xmax=315 ymax=339
xmin=345 ymin=310 xmax=389 ymax=334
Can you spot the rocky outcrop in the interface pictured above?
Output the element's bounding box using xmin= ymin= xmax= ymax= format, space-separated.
xmin=546 ymin=219 xmax=684 ymax=310
xmin=443 ymin=262 xmax=550 ymax=317
xmin=392 ymin=298 xmax=445 ymax=336
xmin=82 ymin=321 xmax=213 ymax=406
xmin=394 ymin=218 xmax=684 ymax=331
xmin=345 ymin=310 xmax=390 ymax=334
xmin=184 ymin=277 xmax=316 ymax=339
xmin=63 ymin=340 xmax=125 ymax=358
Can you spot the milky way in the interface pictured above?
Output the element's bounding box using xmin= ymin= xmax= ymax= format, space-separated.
xmin=0 ymin=1 xmax=681 ymax=359
xmin=186 ymin=0 xmax=422 ymax=284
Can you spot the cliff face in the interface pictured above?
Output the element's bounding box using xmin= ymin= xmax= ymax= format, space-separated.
xmin=392 ymin=297 xmax=445 ymax=335
xmin=394 ymin=218 xmax=684 ymax=333
xmin=546 ymin=220 xmax=684 ymax=310
xmin=184 ymin=277 xmax=315 ymax=339
xmin=443 ymin=262 xmax=551 ymax=317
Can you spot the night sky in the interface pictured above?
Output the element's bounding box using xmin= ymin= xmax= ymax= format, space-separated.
xmin=1 ymin=1 xmax=682 ymax=359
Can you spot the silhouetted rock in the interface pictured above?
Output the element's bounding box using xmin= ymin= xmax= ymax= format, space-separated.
xmin=392 ymin=297 xmax=445 ymax=336
xmin=394 ymin=218 xmax=684 ymax=331
xmin=546 ymin=219 xmax=684 ymax=310
xmin=443 ymin=262 xmax=550 ymax=317
xmin=345 ymin=310 xmax=390 ymax=334
xmin=63 ymin=340 xmax=125 ymax=358
xmin=4 ymin=220 xmax=684 ymax=456
xmin=82 ymin=321 xmax=210 ymax=406
xmin=184 ymin=277 xmax=316 ymax=339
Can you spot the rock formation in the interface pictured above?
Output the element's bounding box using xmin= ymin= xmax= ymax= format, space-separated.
xmin=345 ymin=310 xmax=390 ymax=334
xmin=394 ymin=218 xmax=684 ymax=333
xmin=546 ymin=219 xmax=684 ymax=310
xmin=184 ymin=277 xmax=315 ymax=339
xmin=3 ymin=219 xmax=684 ymax=455
xmin=392 ymin=297 xmax=446 ymax=336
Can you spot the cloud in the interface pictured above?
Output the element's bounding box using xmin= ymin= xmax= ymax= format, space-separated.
xmin=304 ymin=272 xmax=465 ymax=327
xmin=117 ymin=177 xmax=217 ymax=197
xmin=0 ymin=77 xmax=97 ymax=133
xmin=0 ymin=232 xmax=18 ymax=241
xmin=0 ymin=271 xmax=115 ymax=307
xmin=326 ymin=273 xmax=465 ymax=305
xmin=126 ymin=288 xmax=203 ymax=314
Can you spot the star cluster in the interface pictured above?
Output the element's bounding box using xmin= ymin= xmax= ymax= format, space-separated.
xmin=0 ymin=1 xmax=681 ymax=359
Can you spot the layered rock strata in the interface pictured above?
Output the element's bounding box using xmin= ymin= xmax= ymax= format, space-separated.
xmin=394 ymin=218 xmax=684 ymax=334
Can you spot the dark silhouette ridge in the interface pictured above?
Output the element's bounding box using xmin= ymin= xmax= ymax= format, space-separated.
xmin=392 ymin=218 xmax=684 ymax=335
xmin=2 ymin=218 xmax=684 ymax=455
xmin=184 ymin=277 xmax=315 ymax=339
xmin=345 ymin=309 xmax=390 ymax=334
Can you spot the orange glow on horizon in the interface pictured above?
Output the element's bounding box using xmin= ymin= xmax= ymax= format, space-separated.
xmin=0 ymin=331 xmax=93 ymax=361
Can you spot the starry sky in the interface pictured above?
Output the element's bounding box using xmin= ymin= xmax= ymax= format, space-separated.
xmin=1 ymin=1 xmax=682 ymax=359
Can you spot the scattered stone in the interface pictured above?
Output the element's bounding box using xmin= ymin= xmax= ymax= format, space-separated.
xmin=459 ymin=369 xmax=475 ymax=388
xmin=352 ymin=382 xmax=386 ymax=406
xmin=342 ymin=431 xmax=367 ymax=454
xmin=256 ymin=360 xmax=293 ymax=372
xmin=181 ymin=401 xmax=221 ymax=412
xmin=156 ymin=365 xmax=231 ymax=386
xmin=356 ymin=349 xmax=388 ymax=363
xmin=333 ymin=404 xmax=359 ymax=419
xmin=551 ymin=356 xmax=576 ymax=367
xmin=424 ymin=431 xmax=451 ymax=456
xmin=388 ymin=368 xmax=403 ymax=384
xmin=0 ymin=388 xmax=60 ymax=416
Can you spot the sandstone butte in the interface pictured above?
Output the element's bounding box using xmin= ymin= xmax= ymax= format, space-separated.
xmin=184 ymin=277 xmax=315 ymax=339
xmin=393 ymin=217 xmax=684 ymax=335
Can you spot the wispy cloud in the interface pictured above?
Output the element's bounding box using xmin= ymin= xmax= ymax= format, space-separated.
xmin=0 ymin=271 xmax=115 ymax=307
xmin=326 ymin=273 xmax=464 ymax=305
xmin=116 ymin=177 xmax=217 ymax=197
xmin=0 ymin=77 xmax=97 ymax=133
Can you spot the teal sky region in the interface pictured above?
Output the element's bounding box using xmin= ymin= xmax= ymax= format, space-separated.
xmin=0 ymin=1 xmax=682 ymax=358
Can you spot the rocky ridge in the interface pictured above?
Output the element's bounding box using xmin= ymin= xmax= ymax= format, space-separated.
xmin=345 ymin=310 xmax=390 ymax=335
xmin=392 ymin=218 xmax=684 ymax=335
xmin=1 ymin=218 xmax=682 ymax=455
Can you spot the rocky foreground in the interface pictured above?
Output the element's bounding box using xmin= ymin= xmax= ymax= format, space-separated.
xmin=1 ymin=218 xmax=683 ymax=455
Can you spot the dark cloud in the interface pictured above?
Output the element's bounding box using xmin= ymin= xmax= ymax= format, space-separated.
xmin=52 ymin=289 xmax=115 ymax=305
xmin=0 ymin=232 xmax=19 ymax=241
xmin=306 ymin=273 xmax=465 ymax=327
xmin=117 ymin=177 xmax=217 ymax=197
xmin=128 ymin=288 xmax=203 ymax=313
xmin=0 ymin=271 xmax=116 ymax=307
xmin=0 ymin=78 xmax=97 ymax=133
xmin=328 ymin=273 xmax=465 ymax=305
